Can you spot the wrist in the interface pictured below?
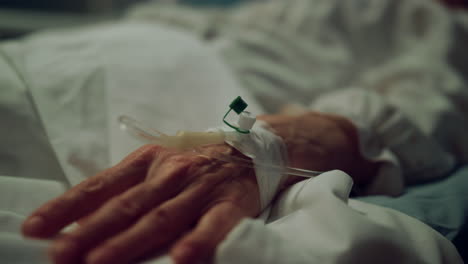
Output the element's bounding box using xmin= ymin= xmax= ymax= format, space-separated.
xmin=259 ymin=112 xmax=378 ymax=187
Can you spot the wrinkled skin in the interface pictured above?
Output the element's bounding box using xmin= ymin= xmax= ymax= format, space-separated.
xmin=22 ymin=112 xmax=376 ymax=264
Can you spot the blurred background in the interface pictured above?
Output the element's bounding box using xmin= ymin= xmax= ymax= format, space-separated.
xmin=0 ymin=0 xmax=121 ymax=39
xmin=1 ymin=0 xmax=466 ymax=40
xmin=0 ymin=0 xmax=247 ymax=39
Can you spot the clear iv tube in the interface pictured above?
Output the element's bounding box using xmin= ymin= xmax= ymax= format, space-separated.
xmin=118 ymin=115 xmax=322 ymax=178
xmin=118 ymin=115 xmax=168 ymax=142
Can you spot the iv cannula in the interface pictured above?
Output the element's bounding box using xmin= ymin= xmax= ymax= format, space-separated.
xmin=118 ymin=115 xmax=322 ymax=178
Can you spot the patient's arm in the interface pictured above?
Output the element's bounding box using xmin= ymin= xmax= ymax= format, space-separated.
xmin=22 ymin=111 xmax=376 ymax=264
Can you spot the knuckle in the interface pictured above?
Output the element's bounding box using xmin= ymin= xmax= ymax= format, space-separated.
xmin=120 ymin=144 xmax=162 ymax=169
xmin=166 ymin=155 xmax=191 ymax=165
xmin=215 ymin=200 xmax=244 ymax=217
xmin=141 ymin=144 xmax=162 ymax=153
xmin=180 ymin=232 xmax=218 ymax=255
xmin=111 ymin=197 xmax=141 ymax=218
xmin=45 ymin=195 xmax=75 ymax=214
xmin=78 ymin=177 xmax=105 ymax=194
xmin=180 ymin=239 xmax=206 ymax=252
xmin=152 ymin=152 xmax=186 ymax=169
xmin=147 ymin=207 xmax=171 ymax=226
xmin=135 ymin=144 xmax=163 ymax=158
xmin=151 ymin=160 xmax=192 ymax=184
xmin=143 ymin=181 xmax=165 ymax=197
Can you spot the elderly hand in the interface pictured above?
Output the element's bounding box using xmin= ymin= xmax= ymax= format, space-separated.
xmin=22 ymin=111 xmax=376 ymax=264
xmin=22 ymin=144 xmax=259 ymax=264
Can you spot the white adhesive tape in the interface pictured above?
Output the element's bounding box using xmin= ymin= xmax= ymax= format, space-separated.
xmin=223 ymin=121 xmax=288 ymax=211
xmin=237 ymin=111 xmax=256 ymax=131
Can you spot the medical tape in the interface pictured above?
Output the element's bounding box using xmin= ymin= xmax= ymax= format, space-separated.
xmin=221 ymin=121 xmax=288 ymax=211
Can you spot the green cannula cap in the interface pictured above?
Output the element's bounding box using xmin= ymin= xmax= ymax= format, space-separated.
xmin=229 ymin=96 xmax=248 ymax=114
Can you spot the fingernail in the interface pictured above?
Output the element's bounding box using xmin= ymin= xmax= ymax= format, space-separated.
xmin=23 ymin=216 xmax=45 ymax=235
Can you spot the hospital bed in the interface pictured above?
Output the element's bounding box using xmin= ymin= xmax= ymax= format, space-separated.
xmin=0 ymin=0 xmax=467 ymax=263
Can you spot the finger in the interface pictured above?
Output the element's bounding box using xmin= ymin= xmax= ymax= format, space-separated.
xmin=83 ymin=178 xmax=216 ymax=264
xmin=49 ymin=179 xmax=179 ymax=264
xmin=47 ymin=150 xmax=201 ymax=264
xmin=171 ymin=202 xmax=247 ymax=264
xmin=22 ymin=144 xmax=160 ymax=238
